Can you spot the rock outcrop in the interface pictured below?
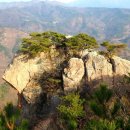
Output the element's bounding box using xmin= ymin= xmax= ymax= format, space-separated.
xmin=3 ymin=46 xmax=65 ymax=103
xmin=63 ymin=58 xmax=84 ymax=91
xmin=85 ymin=51 xmax=113 ymax=87
xmin=111 ymin=56 xmax=130 ymax=86
xmin=3 ymin=50 xmax=130 ymax=130
xmin=3 ymin=51 xmax=130 ymax=103
xmin=3 ymin=53 xmax=56 ymax=93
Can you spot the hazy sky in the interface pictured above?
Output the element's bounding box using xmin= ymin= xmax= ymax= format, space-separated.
xmin=0 ymin=0 xmax=130 ymax=8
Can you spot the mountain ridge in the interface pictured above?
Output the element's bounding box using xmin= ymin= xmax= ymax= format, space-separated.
xmin=0 ymin=1 xmax=130 ymax=43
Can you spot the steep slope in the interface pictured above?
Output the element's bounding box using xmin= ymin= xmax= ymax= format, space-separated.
xmin=3 ymin=48 xmax=130 ymax=129
xmin=0 ymin=28 xmax=27 ymax=109
xmin=3 ymin=50 xmax=130 ymax=103
xmin=0 ymin=28 xmax=27 ymax=83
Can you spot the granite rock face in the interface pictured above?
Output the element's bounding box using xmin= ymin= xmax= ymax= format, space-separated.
xmin=63 ymin=58 xmax=84 ymax=91
xmin=111 ymin=56 xmax=130 ymax=86
xmin=3 ymin=51 xmax=130 ymax=103
xmin=3 ymin=53 xmax=56 ymax=91
xmin=3 ymin=50 xmax=130 ymax=130
xmin=85 ymin=51 xmax=113 ymax=87
xmin=3 ymin=46 xmax=64 ymax=103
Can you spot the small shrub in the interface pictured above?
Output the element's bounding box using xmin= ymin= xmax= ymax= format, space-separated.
xmin=20 ymin=31 xmax=66 ymax=57
xmin=89 ymin=84 xmax=119 ymax=120
xmin=86 ymin=119 xmax=117 ymax=130
xmin=66 ymin=33 xmax=98 ymax=57
xmin=0 ymin=103 xmax=29 ymax=130
xmin=39 ymin=71 xmax=62 ymax=93
xmin=100 ymin=41 xmax=126 ymax=58
xmin=57 ymin=93 xmax=85 ymax=130
xmin=86 ymin=84 xmax=130 ymax=130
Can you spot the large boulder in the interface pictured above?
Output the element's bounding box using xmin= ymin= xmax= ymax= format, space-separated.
xmin=111 ymin=56 xmax=130 ymax=86
xmin=3 ymin=47 xmax=63 ymax=103
xmin=3 ymin=53 xmax=56 ymax=93
xmin=85 ymin=51 xmax=113 ymax=87
xmin=63 ymin=58 xmax=84 ymax=91
xmin=112 ymin=56 xmax=130 ymax=75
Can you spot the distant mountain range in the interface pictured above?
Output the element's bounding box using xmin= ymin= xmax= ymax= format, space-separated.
xmin=0 ymin=1 xmax=130 ymax=42
xmin=0 ymin=0 xmax=130 ymax=82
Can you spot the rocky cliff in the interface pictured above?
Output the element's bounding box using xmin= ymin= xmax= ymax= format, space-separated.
xmin=3 ymin=50 xmax=130 ymax=103
xmin=3 ymin=48 xmax=130 ymax=129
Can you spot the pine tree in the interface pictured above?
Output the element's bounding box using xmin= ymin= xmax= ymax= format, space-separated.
xmin=86 ymin=84 xmax=120 ymax=130
xmin=20 ymin=32 xmax=99 ymax=58
xmin=20 ymin=31 xmax=66 ymax=57
xmin=86 ymin=84 xmax=130 ymax=130
xmin=100 ymin=41 xmax=126 ymax=58
xmin=57 ymin=93 xmax=85 ymax=130
xmin=0 ymin=103 xmax=29 ymax=130
xmin=65 ymin=33 xmax=98 ymax=57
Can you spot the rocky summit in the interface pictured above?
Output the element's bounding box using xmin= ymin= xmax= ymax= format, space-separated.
xmin=2 ymin=31 xmax=130 ymax=129
xmin=3 ymin=50 xmax=130 ymax=104
xmin=2 ymin=43 xmax=130 ymax=129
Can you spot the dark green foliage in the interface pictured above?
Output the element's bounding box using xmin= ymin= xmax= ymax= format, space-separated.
xmin=89 ymin=84 xmax=118 ymax=120
xmin=86 ymin=84 xmax=130 ymax=130
xmin=125 ymin=118 xmax=130 ymax=130
xmin=86 ymin=84 xmax=121 ymax=130
xmin=91 ymin=85 xmax=121 ymax=119
xmin=20 ymin=31 xmax=66 ymax=57
xmin=57 ymin=93 xmax=85 ymax=130
xmin=66 ymin=33 xmax=98 ymax=50
xmin=100 ymin=41 xmax=127 ymax=58
xmin=41 ymin=32 xmax=66 ymax=47
xmin=115 ymin=117 xmax=130 ymax=130
xmin=0 ymin=103 xmax=29 ymax=130
xmin=16 ymin=119 xmax=29 ymax=130
xmin=94 ymin=84 xmax=113 ymax=104
xmin=86 ymin=119 xmax=117 ymax=130
xmin=42 ymin=77 xmax=61 ymax=93
xmin=111 ymin=101 xmax=121 ymax=117
xmin=66 ymin=33 xmax=98 ymax=56
xmin=39 ymin=71 xmax=62 ymax=93
xmin=4 ymin=103 xmax=20 ymax=119
xmin=20 ymin=32 xmax=99 ymax=58
xmin=90 ymin=101 xmax=105 ymax=118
